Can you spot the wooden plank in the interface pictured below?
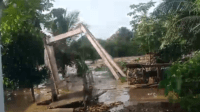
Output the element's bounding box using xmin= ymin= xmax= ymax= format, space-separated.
xmin=84 ymin=32 xmax=119 ymax=79
xmin=48 ymin=96 xmax=83 ymax=109
xmin=37 ymin=91 xmax=84 ymax=106
xmin=44 ymin=49 xmax=59 ymax=94
xmin=92 ymin=34 xmax=126 ymax=77
xmin=45 ymin=41 xmax=60 ymax=82
xmin=126 ymin=63 xmax=171 ymax=68
xmin=81 ymin=24 xmax=126 ymax=77
xmin=43 ymin=37 xmax=59 ymax=100
xmin=45 ymin=108 xmax=74 ymax=112
xmin=49 ymin=28 xmax=82 ymax=44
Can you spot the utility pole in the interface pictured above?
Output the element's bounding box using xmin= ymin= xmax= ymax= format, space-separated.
xmin=0 ymin=0 xmax=5 ymax=111
xmin=0 ymin=33 xmax=5 ymax=112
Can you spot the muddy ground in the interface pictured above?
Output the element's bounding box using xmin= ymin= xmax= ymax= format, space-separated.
xmin=4 ymin=60 xmax=185 ymax=112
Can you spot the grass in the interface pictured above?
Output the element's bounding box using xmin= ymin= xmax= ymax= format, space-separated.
xmin=95 ymin=66 xmax=108 ymax=71
xmin=120 ymin=77 xmax=127 ymax=83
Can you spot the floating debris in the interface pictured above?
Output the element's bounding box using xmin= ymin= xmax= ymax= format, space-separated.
xmin=74 ymin=101 xmax=123 ymax=112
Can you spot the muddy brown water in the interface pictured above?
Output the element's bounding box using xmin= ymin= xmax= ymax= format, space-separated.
xmin=92 ymin=71 xmax=167 ymax=112
xmin=4 ymin=89 xmax=36 ymax=112
xmin=4 ymin=70 xmax=167 ymax=112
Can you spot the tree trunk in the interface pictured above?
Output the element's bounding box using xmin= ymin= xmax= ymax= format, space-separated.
xmin=61 ymin=66 xmax=66 ymax=79
xmin=50 ymin=78 xmax=58 ymax=102
xmin=31 ymin=85 xmax=35 ymax=102
xmin=83 ymin=73 xmax=93 ymax=109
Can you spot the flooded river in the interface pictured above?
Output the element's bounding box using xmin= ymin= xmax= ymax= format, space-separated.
xmin=4 ymin=70 xmax=167 ymax=112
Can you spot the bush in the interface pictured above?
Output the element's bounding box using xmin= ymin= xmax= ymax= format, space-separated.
xmin=120 ymin=77 xmax=127 ymax=83
xmin=159 ymin=52 xmax=200 ymax=111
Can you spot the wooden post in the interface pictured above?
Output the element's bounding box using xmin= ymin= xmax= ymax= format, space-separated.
xmin=142 ymin=69 xmax=146 ymax=83
xmin=43 ymin=36 xmax=59 ymax=101
xmin=127 ymin=68 xmax=130 ymax=85
xmin=0 ymin=31 xmax=4 ymax=112
xmin=157 ymin=66 xmax=161 ymax=83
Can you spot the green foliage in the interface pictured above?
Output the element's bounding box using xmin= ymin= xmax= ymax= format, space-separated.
xmin=3 ymin=77 xmax=15 ymax=89
xmin=45 ymin=8 xmax=81 ymax=76
xmin=128 ymin=1 xmax=163 ymax=54
xmin=179 ymin=95 xmax=200 ymax=112
xmin=120 ymin=77 xmax=127 ymax=83
xmin=75 ymin=56 xmax=88 ymax=77
xmin=152 ymin=0 xmax=192 ymax=17
xmin=159 ymin=52 xmax=200 ymax=111
xmin=153 ymin=0 xmax=200 ymax=62
xmin=94 ymin=66 xmax=108 ymax=71
xmin=128 ymin=0 xmax=156 ymax=31
xmin=45 ymin=8 xmax=80 ymax=35
xmin=128 ymin=0 xmax=200 ymax=62
xmin=118 ymin=61 xmax=127 ymax=72
xmin=157 ymin=42 xmax=190 ymax=63
xmin=0 ymin=0 xmax=54 ymax=44
xmin=2 ymin=32 xmax=50 ymax=88
xmin=134 ymin=18 xmax=166 ymax=53
xmin=118 ymin=61 xmax=127 ymax=68
xmin=1 ymin=0 xmax=53 ymax=89
xmin=105 ymin=27 xmax=143 ymax=57
xmin=70 ymin=36 xmax=99 ymax=61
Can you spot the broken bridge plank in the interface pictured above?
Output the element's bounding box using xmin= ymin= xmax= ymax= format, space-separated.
xmin=45 ymin=108 xmax=74 ymax=112
xmin=37 ymin=90 xmax=84 ymax=106
xmin=49 ymin=28 xmax=82 ymax=44
xmin=48 ymin=96 xmax=84 ymax=109
xmin=83 ymin=25 xmax=126 ymax=77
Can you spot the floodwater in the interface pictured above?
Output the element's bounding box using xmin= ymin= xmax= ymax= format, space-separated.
xmin=4 ymin=89 xmax=36 ymax=112
xmin=4 ymin=70 xmax=167 ymax=112
xmin=92 ymin=70 xmax=167 ymax=111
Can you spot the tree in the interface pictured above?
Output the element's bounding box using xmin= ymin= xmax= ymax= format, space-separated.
xmin=2 ymin=33 xmax=49 ymax=101
xmin=159 ymin=52 xmax=200 ymax=112
xmin=128 ymin=1 xmax=161 ymax=54
xmin=105 ymin=27 xmax=142 ymax=57
xmin=45 ymin=8 xmax=81 ymax=78
xmin=108 ymin=27 xmax=133 ymax=42
xmin=134 ymin=18 xmax=166 ymax=53
xmin=0 ymin=0 xmax=53 ymax=44
xmin=70 ymin=36 xmax=99 ymax=61
xmin=128 ymin=0 xmax=200 ymax=62
xmin=153 ymin=0 xmax=200 ymax=62
xmin=0 ymin=0 xmax=53 ymax=102
xmin=152 ymin=0 xmax=192 ymax=18
xmin=128 ymin=0 xmax=156 ymax=32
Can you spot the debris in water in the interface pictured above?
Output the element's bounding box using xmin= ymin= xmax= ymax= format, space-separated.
xmin=74 ymin=101 xmax=123 ymax=112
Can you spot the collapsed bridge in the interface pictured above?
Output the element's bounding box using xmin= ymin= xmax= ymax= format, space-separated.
xmin=44 ymin=23 xmax=126 ymax=81
xmin=42 ymin=23 xmax=127 ymax=100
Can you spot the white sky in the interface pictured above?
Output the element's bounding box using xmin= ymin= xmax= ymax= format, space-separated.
xmin=51 ymin=0 xmax=162 ymax=40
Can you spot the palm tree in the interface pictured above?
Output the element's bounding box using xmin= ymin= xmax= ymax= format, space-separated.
xmin=153 ymin=0 xmax=200 ymax=50
xmin=44 ymin=8 xmax=80 ymax=78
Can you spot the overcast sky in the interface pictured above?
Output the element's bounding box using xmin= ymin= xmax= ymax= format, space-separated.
xmin=51 ymin=0 xmax=162 ymax=40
